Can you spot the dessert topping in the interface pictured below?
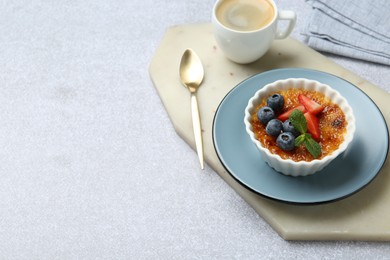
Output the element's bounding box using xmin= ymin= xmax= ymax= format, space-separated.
xmin=290 ymin=109 xmax=322 ymax=158
xmin=298 ymin=94 xmax=324 ymax=115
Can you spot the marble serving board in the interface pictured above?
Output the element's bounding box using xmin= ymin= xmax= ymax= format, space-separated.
xmin=149 ymin=24 xmax=390 ymax=241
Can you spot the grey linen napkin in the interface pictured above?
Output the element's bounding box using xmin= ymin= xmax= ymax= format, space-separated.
xmin=303 ymin=0 xmax=390 ymax=65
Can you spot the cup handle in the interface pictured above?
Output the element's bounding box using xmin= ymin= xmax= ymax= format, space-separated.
xmin=275 ymin=10 xmax=296 ymax=40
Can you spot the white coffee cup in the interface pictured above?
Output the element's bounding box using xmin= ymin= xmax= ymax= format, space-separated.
xmin=212 ymin=0 xmax=296 ymax=64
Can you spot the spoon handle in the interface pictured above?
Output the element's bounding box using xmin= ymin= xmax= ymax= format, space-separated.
xmin=191 ymin=93 xmax=204 ymax=169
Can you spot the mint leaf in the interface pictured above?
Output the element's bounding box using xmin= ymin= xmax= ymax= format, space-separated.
xmin=295 ymin=134 xmax=305 ymax=146
xmin=289 ymin=109 xmax=307 ymax=134
xmin=295 ymin=133 xmax=312 ymax=147
xmin=289 ymin=109 xmax=322 ymax=158
xmin=304 ymin=136 xmax=322 ymax=158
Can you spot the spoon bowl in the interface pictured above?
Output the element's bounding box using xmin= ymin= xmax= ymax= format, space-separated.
xmin=180 ymin=49 xmax=204 ymax=92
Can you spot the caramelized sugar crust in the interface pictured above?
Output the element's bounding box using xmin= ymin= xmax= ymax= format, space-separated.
xmin=251 ymin=88 xmax=347 ymax=162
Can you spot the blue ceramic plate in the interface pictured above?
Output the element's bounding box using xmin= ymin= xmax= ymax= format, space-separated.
xmin=212 ymin=68 xmax=389 ymax=204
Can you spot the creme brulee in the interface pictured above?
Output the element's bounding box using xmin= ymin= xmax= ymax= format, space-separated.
xmin=251 ymin=88 xmax=347 ymax=162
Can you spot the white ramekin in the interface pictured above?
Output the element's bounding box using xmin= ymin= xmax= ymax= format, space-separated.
xmin=244 ymin=78 xmax=356 ymax=176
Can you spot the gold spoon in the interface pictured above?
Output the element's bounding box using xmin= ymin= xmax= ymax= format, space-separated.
xmin=179 ymin=49 xmax=205 ymax=170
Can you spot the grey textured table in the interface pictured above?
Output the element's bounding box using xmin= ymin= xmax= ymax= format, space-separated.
xmin=1 ymin=0 xmax=389 ymax=259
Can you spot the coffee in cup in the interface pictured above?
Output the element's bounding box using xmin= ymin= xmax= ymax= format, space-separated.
xmin=212 ymin=0 xmax=296 ymax=64
xmin=215 ymin=0 xmax=275 ymax=32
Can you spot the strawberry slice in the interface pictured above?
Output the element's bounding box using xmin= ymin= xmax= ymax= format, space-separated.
xmin=298 ymin=94 xmax=324 ymax=115
xmin=277 ymin=105 xmax=306 ymax=121
xmin=304 ymin=112 xmax=321 ymax=140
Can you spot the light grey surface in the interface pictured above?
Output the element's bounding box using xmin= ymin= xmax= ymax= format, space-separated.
xmin=0 ymin=0 xmax=389 ymax=259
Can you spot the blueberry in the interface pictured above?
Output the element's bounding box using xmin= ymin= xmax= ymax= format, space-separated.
xmin=257 ymin=106 xmax=275 ymax=125
xmin=266 ymin=119 xmax=283 ymax=136
xmin=282 ymin=119 xmax=300 ymax=137
xmin=276 ymin=132 xmax=295 ymax=151
xmin=267 ymin=94 xmax=284 ymax=112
